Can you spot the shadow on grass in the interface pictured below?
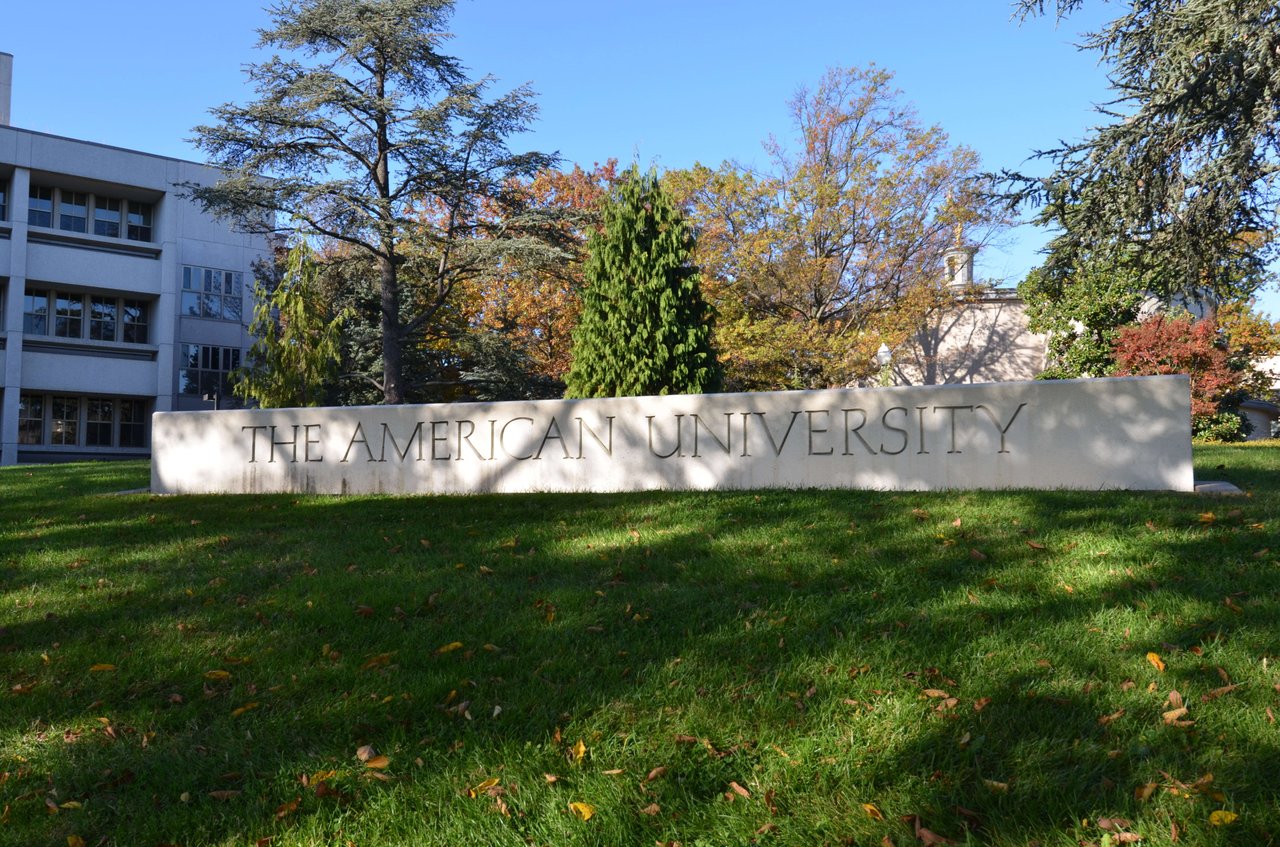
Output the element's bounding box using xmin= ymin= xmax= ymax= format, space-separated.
xmin=2 ymin=449 xmax=1278 ymax=845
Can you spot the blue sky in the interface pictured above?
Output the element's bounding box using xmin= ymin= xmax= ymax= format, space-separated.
xmin=6 ymin=0 xmax=1275 ymax=317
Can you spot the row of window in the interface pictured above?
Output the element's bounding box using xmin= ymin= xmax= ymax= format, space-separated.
xmin=178 ymin=344 xmax=242 ymax=401
xmin=27 ymin=185 xmax=153 ymax=242
xmin=15 ymin=263 xmax=249 ymax=345
xmin=18 ymin=394 xmax=147 ymax=448
xmin=23 ymin=288 xmax=150 ymax=344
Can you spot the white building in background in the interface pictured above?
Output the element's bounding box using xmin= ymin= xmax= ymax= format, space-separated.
xmin=892 ymin=238 xmax=1049 ymax=387
xmin=0 ymin=52 xmax=267 ymax=464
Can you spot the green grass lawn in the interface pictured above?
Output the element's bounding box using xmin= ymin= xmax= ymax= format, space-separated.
xmin=2 ymin=445 xmax=1278 ymax=847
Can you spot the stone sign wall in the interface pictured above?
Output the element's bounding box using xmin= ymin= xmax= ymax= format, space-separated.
xmin=150 ymin=375 xmax=1194 ymax=495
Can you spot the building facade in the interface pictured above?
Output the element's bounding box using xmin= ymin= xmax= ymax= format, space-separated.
xmin=892 ymin=241 xmax=1049 ymax=387
xmin=0 ymin=52 xmax=267 ymax=464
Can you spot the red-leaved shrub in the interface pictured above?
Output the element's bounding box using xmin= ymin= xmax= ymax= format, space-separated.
xmin=1112 ymin=314 xmax=1244 ymax=421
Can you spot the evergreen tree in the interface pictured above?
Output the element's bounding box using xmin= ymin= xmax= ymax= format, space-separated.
xmin=565 ymin=167 xmax=721 ymax=398
xmin=1005 ymin=0 xmax=1279 ymax=301
xmin=457 ymin=331 xmax=564 ymax=401
xmin=233 ymin=240 xmax=347 ymax=408
xmin=189 ymin=0 xmax=557 ymax=404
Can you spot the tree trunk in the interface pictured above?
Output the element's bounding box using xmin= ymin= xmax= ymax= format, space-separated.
xmin=379 ymin=253 xmax=403 ymax=404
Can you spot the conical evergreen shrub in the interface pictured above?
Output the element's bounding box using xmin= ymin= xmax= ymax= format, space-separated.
xmin=565 ymin=166 xmax=722 ymax=398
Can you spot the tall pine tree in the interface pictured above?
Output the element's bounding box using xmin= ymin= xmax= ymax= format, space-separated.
xmin=1006 ymin=0 xmax=1279 ymax=301
xmin=189 ymin=0 xmax=557 ymax=405
xmin=565 ymin=167 xmax=721 ymax=398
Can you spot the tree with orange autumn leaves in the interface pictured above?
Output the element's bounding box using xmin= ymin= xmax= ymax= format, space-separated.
xmin=456 ymin=162 xmax=619 ymax=386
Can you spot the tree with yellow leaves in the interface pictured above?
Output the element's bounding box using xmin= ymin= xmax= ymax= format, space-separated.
xmin=670 ymin=66 xmax=1008 ymax=390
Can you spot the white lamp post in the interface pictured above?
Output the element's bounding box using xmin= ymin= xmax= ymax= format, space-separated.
xmin=874 ymin=343 xmax=892 ymax=387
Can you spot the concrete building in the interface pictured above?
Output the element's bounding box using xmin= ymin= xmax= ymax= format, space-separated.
xmin=892 ymin=238 xmax=1048 ymax=387
xmin=1 ymin=52 xmax=267 ymax=463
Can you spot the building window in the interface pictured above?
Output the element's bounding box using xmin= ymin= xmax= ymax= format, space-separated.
xmin=182 ymin=266 xmax=244 ymax=322
xmin=86 ymin=399 xmax=115 ymax=446
xmin=50 ymin=397 xmax=80 ymax=445
xmin=18 ymin=395 xmax=44 ymax=445
xmin=1 ymin=180 xmax=7 ymax=221
xmin=94 ymin=197 xmax=122 ymax=238
xmin=22 ymin=287 xmax=149 ymax=344
xmin=119 ymin=400 xmax=146 ymax=447
xmin=179 ymin=343 xmax=241 ymax=401
xmin=59 ymin=191 xmax=89 ymax=233
xmin=89 ymin=296 xmax=118 ymax=341
xmin=28 ymin=185 xmax=53 ymax=227
xmin=127 ymin=202 xmax=153 ymax=242
xmin=122 ymin=299 xmax=148 ymax=343
xmin=23 ymin=288 xmax=49 ymax=335
xmin=55 ymin=292 xmax=84 ymax=338
xmin=15 ymin=393 xmax=149 ymax=448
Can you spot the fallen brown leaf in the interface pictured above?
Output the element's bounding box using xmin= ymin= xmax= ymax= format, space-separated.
xmin=912 ymin=815 xmax=958 ymax=845
xmin=1099 ymin=708 xmax=1126 ymax=725
xmin=1201 ymin=683 xmax=1241 ymax=702
xmin=1098 ymin=817 xmax=1132 ymax=831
